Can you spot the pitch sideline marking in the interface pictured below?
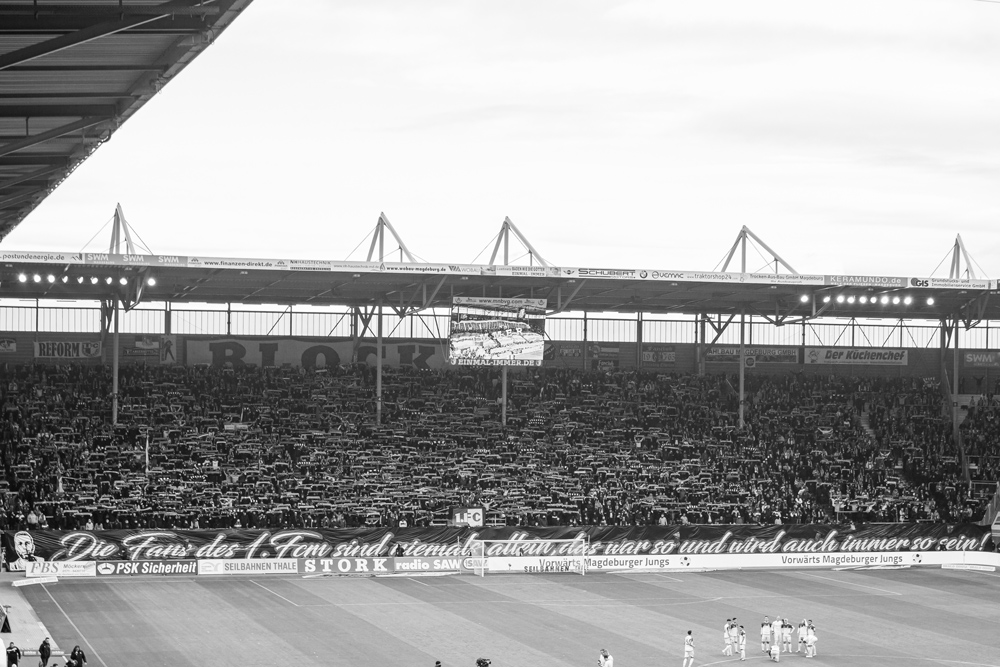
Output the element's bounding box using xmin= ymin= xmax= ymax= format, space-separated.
xmin=41 ymin=584 xmax=109 ymax=667
xmin=796 ymin=572 xmax=901 ymax=595
xmin=250 ymin=579 xmax=303 ymax=607
xmin=699 ymin=656 xmax=1000 ymax=667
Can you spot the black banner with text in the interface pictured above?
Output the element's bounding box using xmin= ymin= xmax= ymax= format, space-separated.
xmin=2 ymin=523 xmax=991 ymax=568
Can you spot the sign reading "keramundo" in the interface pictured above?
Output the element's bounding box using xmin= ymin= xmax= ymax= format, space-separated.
xmin=805 ymin=347 xmax=908 ymax=366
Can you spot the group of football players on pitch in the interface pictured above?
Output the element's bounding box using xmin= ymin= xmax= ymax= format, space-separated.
xmin=721 ymin=617 xmax=818 ymax=662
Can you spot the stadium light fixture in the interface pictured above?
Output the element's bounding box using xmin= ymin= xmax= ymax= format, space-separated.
xmin=822 ymin=296 xmax=831 ymax=303
xmin=46 ymin=274 xmax=55 ymax=283
xmin=859 ymin=296 xmax=868 ymax=304
xmin=147 ymin=277 xmax=156 ymax=286
xmin=119 ymin=277 xmax=128 ymax=286
xmin=76 ymin=276 xmax=84 ymax=284
xmin=903 ymin=296 xmax=912 ymax=305
xmin=927 ymin=297 xmax=935 ymax=306
xmin=105 ymin=277 xmax=113 ymax=284
xmin=892 ymin=296 xmax=900 ymax=305
xmin=32 ymin=274 xmax=41 ymax=283
xmin=880 ymin=295 xmax=889 ymax=305
xmin=846 ymin=296 xmax=856 ymax=304
xmin=17 ymin=273 xmax=26 ymax=283
xmin=836 ymin=295 xmax=845 ymax=303
xmin=799 ymin=295 xmax=809 ymax=303
xmin=90 ymin=276 xmax=99 ymax=285
xmin=60 ymin=276 xmax=68 ymax=284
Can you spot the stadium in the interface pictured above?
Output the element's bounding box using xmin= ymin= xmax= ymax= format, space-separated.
xmin=1 ymin=2 xmax=1000 ymax=667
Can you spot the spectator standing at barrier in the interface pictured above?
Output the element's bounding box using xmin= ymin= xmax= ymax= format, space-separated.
xmin=5 ymin=642 xmax=19 ymax=667
xmin=69 ymin=645 xmax=86 ymax=667
xmin=598 ymin=648 xmax=613 ymax=667
xmin=38 ymin=638 xmax=50 ymax=667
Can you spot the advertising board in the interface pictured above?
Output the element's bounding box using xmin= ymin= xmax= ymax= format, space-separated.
xmin=26 ymin=561 xmax=96 ymax=578
xmin=197 ymin=559 xmax=299 ymax=575
xmin=96 ymin=560 xmax=197 ymax=576
xmin=299 ymin=558 xmax=392 ymax=574
xmin=706 ymin=346 xmax=798 ymax=364
xmin=805 ymin=347 xmax=908 ymax=366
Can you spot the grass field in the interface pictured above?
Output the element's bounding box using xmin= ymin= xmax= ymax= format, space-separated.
xmin=18 ymin=567 xmax=1000 ymax=667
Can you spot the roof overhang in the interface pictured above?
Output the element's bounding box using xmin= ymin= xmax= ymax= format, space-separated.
xmin=0 ymin=253 xmax=994 ymax=325
xmin=0 ymin=0 xmax=253 ymax=238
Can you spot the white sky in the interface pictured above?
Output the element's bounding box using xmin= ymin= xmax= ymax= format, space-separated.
xmin=5 ymin=0 xmax=1000 ymax=278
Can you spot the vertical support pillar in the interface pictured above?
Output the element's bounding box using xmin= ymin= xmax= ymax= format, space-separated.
xmin=289 ymin=305 xmax=293 ymax=337
xmin=226 ymin=303 xmax=232 ymax=336
xmin=738 ymin=309 xmax=746 ymax=429
xmin=164 ymin=302 xmax=172 ymax=335
xmin=953 ymin=317 xmax=960 ymax=460
xmin=112 ymin=301 xmax=120 ymax=426
xmin=376 ymin=301 xmax=383 ymax=425
xmin=582 ymin=312 xmax=589 ymax=371
xmin=697 ymin=315 xmax=706 ymax=375
xmin=636 ymin=312 xmax=643 ymax=369
xmin=501 ymin=366 xmax=508 ymax=426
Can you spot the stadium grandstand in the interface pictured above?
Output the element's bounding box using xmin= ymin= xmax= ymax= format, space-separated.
xmin=4 ymin=4 xmax=1000 ymax=667
xmin=0 ymin=205 xmax=995 ymax=534
xmin=0 ymin=0 xmax=996 ymax=544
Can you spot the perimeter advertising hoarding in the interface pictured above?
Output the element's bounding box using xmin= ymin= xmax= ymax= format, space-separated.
xmin=449 ymin=297 xmax=547 ymax=367
xmin=641 ymin=345 xmax=676 ymax=367
xmin=197 ymin=559 xmax=298 ymax=575
xmin=96 ymin=560 xmax=197 ymax=576
xmin=964 ymin=351 xmax=1000 ymax=368
xmin=805 ymin=348 xmax=908 ymax=366
xmin=482 ymin=550 xmax=996 ymax=573
xmin=34 ymin=341 xmax=101 ymax=359
xmin=25 ymin=561 xmax=96 ymax=578
xmin=299 ymin=557 xmax=392 ymax=574
xmin=4 ymin=525 xmax=990 ymax=573
xmin=705 ymin=346 xmax=798 ymax=364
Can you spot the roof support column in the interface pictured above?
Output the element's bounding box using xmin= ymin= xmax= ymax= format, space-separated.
xmin=738 ymin=309 xmax=746 ymax=429
xmin=376 ymin=299 xmax=383 ymax=426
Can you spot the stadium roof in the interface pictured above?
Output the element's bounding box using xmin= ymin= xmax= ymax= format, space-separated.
xmin=0 ymin=249 xmax=995 ymax=326
xmin=0 ymin=0 xmax=253 ymax=238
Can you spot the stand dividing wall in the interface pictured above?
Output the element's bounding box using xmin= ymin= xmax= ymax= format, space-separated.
xmin=0 ymin=333 xmax=996 ymax=386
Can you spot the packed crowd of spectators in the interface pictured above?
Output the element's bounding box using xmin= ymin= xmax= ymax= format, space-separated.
xmin=0 ymin=361 xmax=994 ymax=532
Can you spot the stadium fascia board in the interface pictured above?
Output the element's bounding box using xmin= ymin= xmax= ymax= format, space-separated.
xmin=0 ymin=251 xmax=994 ymax=291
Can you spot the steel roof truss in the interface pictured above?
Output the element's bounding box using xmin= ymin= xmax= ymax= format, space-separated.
xmin=0 ymin=164 xmax=60 ymax=191
xmin=961 ymin=292 xmax=989 ymax=330
xmin=550 ymin=279 xmax=586 ymax=314
xmin=0 ymin=10 xmax=175 ymax=71
xmin=705 ymin=313 xmax=735 ymax=346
